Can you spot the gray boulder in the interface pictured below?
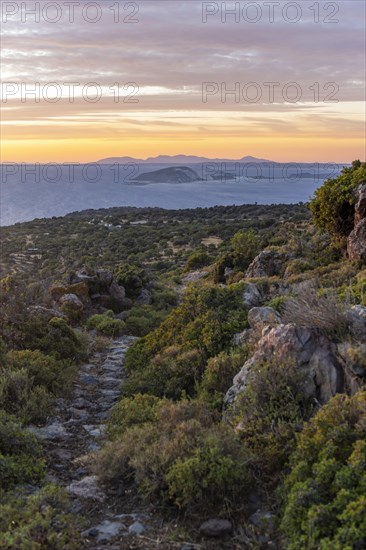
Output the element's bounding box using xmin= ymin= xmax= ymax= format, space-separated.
xmin=232 ymin=329 xmax=253 ymax=347
xmin=246 ymin=249 xmax=289 ymax=278
xmin=29 ymin=420 xmax=70 ymax=441
xmin=347 ymin=305 xmax=366 ymax=341
xmin=135 ymin=288 xmax=152 ymax=305
xmin=60 ymin=293 xmax=83 ymax=309
xmin=182 ymin=270 xmax=210 ymax=284
xmin=224 ymin=267 xmax=234 ymax=281
xmin=347 ymin=183 xmax=366 ymax=262
xmin=68 ymin=476 xmax=105 ymax=501
xmin=71 ymin=269 xmax=97 ymax=285
xmin=347 ymin=219 xmax=366 ymax=262
xmin=242 ymin=283 xmax=262 ymax=307
xmin=96 ymin=269 xmax=114 ymax=287
xmin=199 ymin=519 xmax=232 ymax=538
xmin=248 ymin=306 xmax=281 ymax=332
xmin=225 ymin=323 xmax=344 ymax=406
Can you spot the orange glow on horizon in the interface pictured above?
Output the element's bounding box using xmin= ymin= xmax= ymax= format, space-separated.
xmin=1 ymin=136 xmax=364 ymax=164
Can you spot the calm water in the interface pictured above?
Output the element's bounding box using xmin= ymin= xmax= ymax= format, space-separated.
xmin=0 ymin=163 xmax=341 ymax=226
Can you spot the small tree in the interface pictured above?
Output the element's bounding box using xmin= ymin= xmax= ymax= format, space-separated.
xmin=310 ymin=160 xmax=366 ymax=240
xmin=230 ymin=229 xmax=261 ymax=270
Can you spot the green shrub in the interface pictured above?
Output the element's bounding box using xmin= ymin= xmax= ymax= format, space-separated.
xmin=96 ymin=400 xmax=251 ymax=512
xmin=284 ymin=258 xmax=314 ymax=277
xmin=125 ymin=284 xmax=247 ymax=396
xmin=185 ymin=249 xmax=211 ymax=271
xmin=122 ymin=346 xmax=204 ymax=399
xmin=151 ymin=287 xmax=178 ymax=310
xmin=124 ymin=306 xmax=165 ymax=336
xmin=0 ymin=369 xmax=53 ymax=424
xmin=198 ymin=349 xmax=248 ymax=409
xmin=166 ymin=428 xmax=250 ymax=510
xmin=0 ymin=485 xmax=82 ymax=549
xmin=6 ymin=350 xmax=75 ymax=396
xmin=86 ymin=311 xmax=125 ymax=336
xmin=266 ymin=295 xmax=289 ymax=313
xmin=231 ymin=360 xmax=314 ymax=483
xmin=310 ymin=160 xmax=366 ymax=240
xmin=108 ymin=393 xmax=164 ymax=440
xmin=0 ymin=350 xmax=76 ymax=423
xmin=114 ymin=263 xmax=147 ymax=298
xmin=280 ymin=391 xmax=366 ymax=550
xmin=230 ymin=229 xmax=261 ymax=270
xmin=24 ymin=317 xmax=88 ymax=362
xmin=0 ymin=412 xmax=45 ymax=490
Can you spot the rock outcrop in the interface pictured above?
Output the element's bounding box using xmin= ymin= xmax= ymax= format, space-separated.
xmin=245 ymin=249 xmax=289 ymax=278
xmin=225 ymin=320 xmax=345 ymax=407
xmin=347 ymin=305 xmax=366 ymax=342
xmin=347 ymin=183 xmax=366 ymax=262
xmin=247 ymin=306 xmax=281 ymax=332
xmin=242 ymin=282 xmax=262 ymax=307
xmin=49 ymin=268 xmax=130 ymax=316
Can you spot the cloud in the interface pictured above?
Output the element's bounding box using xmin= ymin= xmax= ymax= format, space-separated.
xmin=0 ymin=0 xmax=365 ymax=160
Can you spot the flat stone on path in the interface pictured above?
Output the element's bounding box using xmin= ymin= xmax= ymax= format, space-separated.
xmin=95 ymin=520 xmax=127 ymax=543
xmin=29 ymin=420 xmax=70 ymax=441
xmin=199 ymin=519 xmax=233 ymax=538
xmin=68 ymin=476 xmax=105 ymax=501
xmin=128 ymin=521 xmax=146 ymax=535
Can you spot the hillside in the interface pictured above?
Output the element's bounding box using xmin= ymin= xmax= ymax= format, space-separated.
xmin=0 ymin=162 xmax=365 ymax=549
xmin=131 ymin=166 xmax=201 ymax=184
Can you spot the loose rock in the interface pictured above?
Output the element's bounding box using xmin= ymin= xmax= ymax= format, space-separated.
xmin=199 ymin=519 xmax=233 ymax=538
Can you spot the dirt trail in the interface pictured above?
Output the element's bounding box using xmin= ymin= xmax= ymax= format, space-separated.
xmin=31 ymin=336 xmax=160 ymax=548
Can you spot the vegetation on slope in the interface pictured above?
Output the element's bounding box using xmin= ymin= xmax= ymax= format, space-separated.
xmin=0 ymin=164 xmax=365 ymax=547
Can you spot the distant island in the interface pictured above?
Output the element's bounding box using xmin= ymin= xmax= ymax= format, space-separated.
xmin=130 ymin=166 xmax=201 ymax=184
xmin=97 ymin=154 xmax=273 ymax=164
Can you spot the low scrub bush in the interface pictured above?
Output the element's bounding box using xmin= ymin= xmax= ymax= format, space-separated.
xmin=114 ymin=263 xmax=147 ymax=298
xmin=124 ymin=306 xmax=165 ymax=336
xmin=6 ymin=350 xmax=75 ymax=396
xmin=280 ymin=391 xmax=366 ymax=550
xmin=24 ymin=317 xmax=88 ymax=362
xmin=185 ymin=249 xmax=212 ymax=271
xmin=96 ymin=400 xmax=251 ymax=513
xmin=230 ymin=360 xmax=314 ymax=483
xmin=86 ymin=311 xmax=125 ymax=336
xmin=310 ymin=160 xmax=366 ymax=240
xmin=0 ymin=350 xmax=76 ymax=423
xmin=122 ymin=346 xmax=204 ymax=399
xmin=123 ymin=285 xmax=248 ymax=400
xmin=108 ymin=393 xmax=164 ymax=440
xmin=0 ymin=412 xmax=45 ymax=490
xmin=198 ymin=349 xmax=248 ymax=409
xmin=0 ymin=484 xmax=82 ymax=549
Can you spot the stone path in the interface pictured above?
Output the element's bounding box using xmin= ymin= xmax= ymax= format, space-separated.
xmin=30 ymin=336 xmax=156 ymax=548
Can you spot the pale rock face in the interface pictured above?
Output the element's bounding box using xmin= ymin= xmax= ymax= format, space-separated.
xmin=225 ymin=323 xmax=344 ymax=406
xmin=232 ymin=329 xmax=253 ymax=347
xmin=347 ymin=305 xmax=366 ymax=342
xmin=60 ymin=293 xmax=83 ymax=308
xmin=245 ymin=249 xmax=289 ymax=278
xmin=135 ymin=288 xmax=152 ymax=305
xmin=68 ymin=476 xmax=105 ymax=501
xmin=242 ymin=283 xmax=262 ymax=307
xmin=347 ymin=183 xmax=366 ymax=262
xmin=354 ymin=183 xmax=366 ymax=226
xmin=96 ymin=269 xmax=114 ymax=287
xmin=248 ymin=306 xmax=281 ymax=331
xmin=224 ymin=267 xmax=234 ymax=281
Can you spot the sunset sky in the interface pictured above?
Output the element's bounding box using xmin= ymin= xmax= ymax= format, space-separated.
xmin=1 ymin=0 xmax=365 ymax=163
